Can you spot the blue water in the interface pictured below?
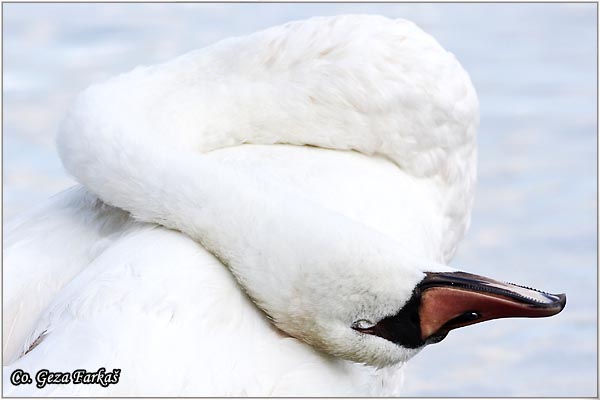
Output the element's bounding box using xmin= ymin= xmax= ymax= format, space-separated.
xmin=3 ymin=3 xmax=597 ymax=396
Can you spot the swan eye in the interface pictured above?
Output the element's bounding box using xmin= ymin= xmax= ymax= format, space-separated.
xmin=352 ymin=319 xmax=375 ymax=330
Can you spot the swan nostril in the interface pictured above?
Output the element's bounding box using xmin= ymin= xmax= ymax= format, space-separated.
xmin=462 ymin=311 xmax=480 ymax=321
xmin=443 ymin=311 xmax=480 ymax=327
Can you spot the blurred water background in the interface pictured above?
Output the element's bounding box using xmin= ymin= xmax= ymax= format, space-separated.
xmin=3 ymin=3 xmax=597 ymax=396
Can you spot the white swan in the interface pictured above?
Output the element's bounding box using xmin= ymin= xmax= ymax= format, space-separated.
xmin=3 ymin=15 xmax=565 ymax=396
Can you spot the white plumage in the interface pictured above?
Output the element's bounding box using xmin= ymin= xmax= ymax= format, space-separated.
xmin=3 ymin=14 xmax=485 ymax=395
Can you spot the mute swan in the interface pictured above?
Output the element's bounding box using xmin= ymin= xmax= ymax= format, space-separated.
xmin=3 ymin=15 xmax=565 ymax=396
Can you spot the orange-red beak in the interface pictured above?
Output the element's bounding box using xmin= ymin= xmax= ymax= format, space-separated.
xmin=418 ymin=271 xmax=566 ymax=343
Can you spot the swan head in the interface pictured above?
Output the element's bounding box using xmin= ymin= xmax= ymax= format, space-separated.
xmin=278 ymin=267 xmax=565 ymax=367
xmin=244 ymin=237 xmax=566 ymax=367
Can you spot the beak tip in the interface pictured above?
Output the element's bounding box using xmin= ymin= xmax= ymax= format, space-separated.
xmin=557 ymin=292 xmax=567 ymax=310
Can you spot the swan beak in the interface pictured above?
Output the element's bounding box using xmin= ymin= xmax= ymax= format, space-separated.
xmin=418 ymin=271 xmax=566 ymax=343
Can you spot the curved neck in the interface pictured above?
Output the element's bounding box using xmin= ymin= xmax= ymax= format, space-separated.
xmin=60 ymin=126 xmax=433 ymax=322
